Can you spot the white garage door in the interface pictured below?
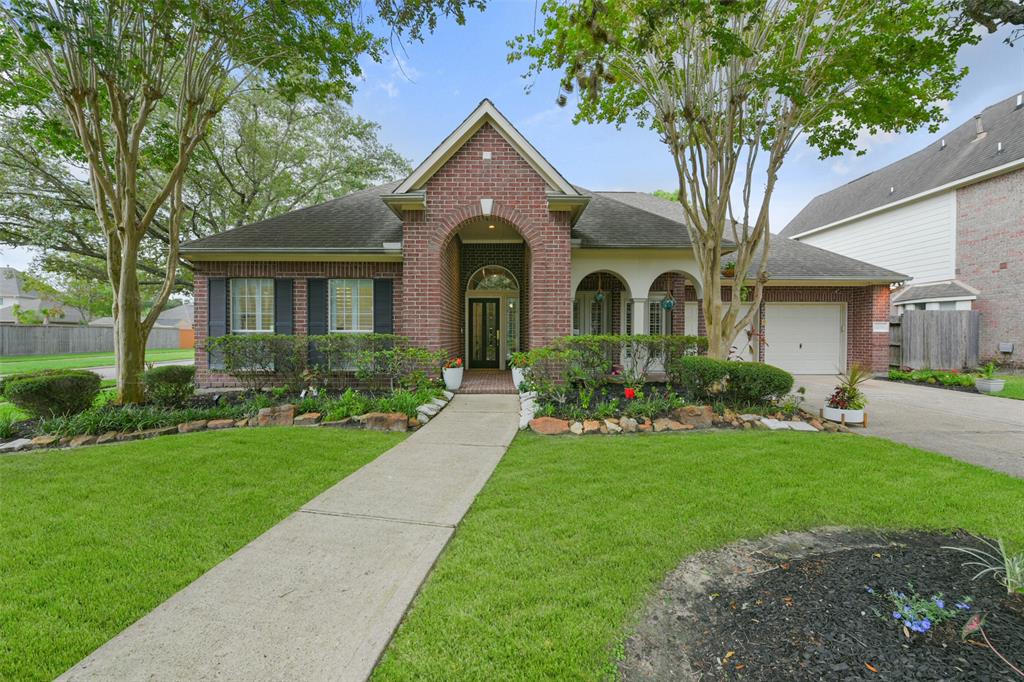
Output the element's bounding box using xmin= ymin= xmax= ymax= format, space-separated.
xmin=764 ymin=304 xmax=845 ymax=374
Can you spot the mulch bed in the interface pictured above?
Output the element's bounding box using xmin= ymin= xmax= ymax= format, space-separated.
xmin=884 ymin=378 xmax=982 ymax=396
xmin=622 ymin=529 xmax=1024 ymax=681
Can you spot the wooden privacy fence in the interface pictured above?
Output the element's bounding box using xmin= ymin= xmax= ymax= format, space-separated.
xmin=0 ymin=325 xmax=182 ymax=357
xmin=889 ymin=310 xmax=980 ymax=370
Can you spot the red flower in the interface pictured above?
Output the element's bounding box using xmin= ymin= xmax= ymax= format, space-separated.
xmin=624 ymin=388 xmax=636 ymax=399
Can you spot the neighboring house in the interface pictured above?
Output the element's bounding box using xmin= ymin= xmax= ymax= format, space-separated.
xmin=782 ymin=91 xmax=1024 ymax=365
xmin=91 ymin=303 xmax=193 ymax=330
xmin=182 ymin=100 xmax=904 ymax=388
xmin=0 ymin=266 xmax=85 ymax=325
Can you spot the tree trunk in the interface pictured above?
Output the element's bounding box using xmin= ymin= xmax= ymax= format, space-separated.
xmin=114 ymin=244 xmax=148 ymax=404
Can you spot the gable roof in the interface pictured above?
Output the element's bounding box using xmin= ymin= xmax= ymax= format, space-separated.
xmin=393 ymin=99 xmax=578 ymax=196
xmin=782 ymin=91 xmax=1024 ymax=238
xmin=892 ymin=280 xmax=978 ymax=304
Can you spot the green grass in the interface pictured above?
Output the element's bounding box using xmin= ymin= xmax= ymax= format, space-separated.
xmin=0 ymin=428 xmax=405 ymax=681
xmin=994 ymin=374 xmax=1024 ymax=400
xmin=374 ymin=431 xmax=1024 ymax=681
xmin=0 ymin=348 xmax=193 ymax=375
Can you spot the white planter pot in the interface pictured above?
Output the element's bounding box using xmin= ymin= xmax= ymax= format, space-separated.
xmin=974 ymin=377 xmax=1005 ymax=394
xmin=511 ymin=367 xmax=526 ymax=389
xmin=822 ymin=404 xmax=864 ymax=425
xmin=443 ymin=366 xmax=464 ymax=391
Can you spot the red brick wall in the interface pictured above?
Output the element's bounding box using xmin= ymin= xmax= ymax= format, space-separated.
xmin=193 ymin=260 xmax=402 ymax=388
xmin=956 ymin=168 xmax=1024 ymax=365
xmin=400 ymin=123 xmax=572 ymax=355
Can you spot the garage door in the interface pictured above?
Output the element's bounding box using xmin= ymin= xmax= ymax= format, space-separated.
xmin=763 ymin=304 xmax=845 ymax=374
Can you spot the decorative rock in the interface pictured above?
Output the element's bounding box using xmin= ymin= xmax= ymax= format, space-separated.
xmin=638 ymin=422 xmax=653 ymax=432
xmin=583 ymin=419 xmax=602 ymax=435
xmin=519 ymin=391 xmax=537 ymax=401
xmin=69 ymin=434 xmax=97 ymax=448
xmin=604 ymin=419 xmax=623 ymax=434
xmin=257 ymin=404 xmax=295 ymax=427
xmin=96 ymin=431 xmax=119 ymax=444
xmin=0 ymin=438 xmax=32 ymax=452
xmin=143 ymin=426 xmax=179 ymax=439
xmin=356 ymin=412 xmax=409 ymax=432
xmin=235 ymin=419 xmax=251 ymax=428
xmin=619 ymin=417 xmax=638 ymax=433
xmin=739 ymin=414 xmax=761 ymax=423
xmin=442 ymin=390 xmax=455 ymax=400
xmin=293 ymin=412 xmax=322 ymax=426
xmin=31 ymin=435 xmax=60 ymax=448
xmin=837 ymin=424 xmax=851 ymax=433
xmin=518 ymin=414 xmax=532 ymax=431
xmin=760 ymin=418 xmax=791 ymax=431
xmin=59 ymin=437 xmax=72 ymax=446
xmin=570 ymin=421 xmax=584 ymax=435
xmin=321 ymin=418 xmax=353 ymax=428
xmin=822 ymin=421 xmax=840 ymax=433
xmin=809 ymin=419 xmax=823 ymax=431
xmin=430 ymin=397 xmax=447 ymax=408
xmin=788 ymin=421 xmax=818 ymax=432
xmin=741 ymin=421 xmax=752 ymax=429
xmin=673 ymin=405 xmax=715 ymax=429
xmin=207 ymin=419 xmax=235 ymax=430
xmin=529 ymin=417 xmax=570 ymax=435
xmin=653 ymin=418 xmax=685 ymax=432
xmin=178 ymin=420 xmax=208 ymax=434
xmin=416 ymin=413 xmax=430 ymax=424
xmin=418 ymin=403 xmax=440 ymax=417
xmin=408 ymin=417 xmax=421 ymax=429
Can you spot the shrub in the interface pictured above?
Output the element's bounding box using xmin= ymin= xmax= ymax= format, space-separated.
xmin=308 ymin=333 xmax=404 ymax=375
xmin=0 ymin=412 xmax=17 ymax=439
xmin=359 ymin=346 xmax=446 ymax=391
xmin=142 ymin=365 xmax=196 ymax=407
xmin=37 ymin=403 xmax=246 ymax=437
xmin=670 ymin=356 xmax=731 ymax=401
xmin=207 ymin=334 xmax=306 ymax=392
xmin=722 ymin=362 xmax=794 ymax=406
xmin=1 ymin=369 xmax=101 ymax=418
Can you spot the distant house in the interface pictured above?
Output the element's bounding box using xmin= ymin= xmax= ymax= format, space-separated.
xmin=0 ymin=267 xmax=85 ymax=325
xmin=91 ymin=303 xmax=193 ymax=329
xmin=781 ymin=92 xmax=1024 ymax=365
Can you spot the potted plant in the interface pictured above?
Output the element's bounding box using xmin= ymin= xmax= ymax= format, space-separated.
xmin=509 ymin=351 xmax=529 ymax=390
xmin=823 ymin=364 xmax=869 ymax=425
xmin=721 ymin=260 xmax=736 ymax=278
xmin=442 ymin=357 xmax=464 ymax=391
xmin=974 ymin=361 xmax=1005 ymax=394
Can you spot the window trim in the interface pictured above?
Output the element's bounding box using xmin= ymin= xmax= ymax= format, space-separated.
xmin=328 ymin=278 xmax=375 ymax=334
xmin=230 ymin=278 xmax=275 ymax=334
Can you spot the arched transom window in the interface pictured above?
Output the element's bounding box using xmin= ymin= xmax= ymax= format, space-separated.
xmin=468 ymin=265 xmax=518 ymax=291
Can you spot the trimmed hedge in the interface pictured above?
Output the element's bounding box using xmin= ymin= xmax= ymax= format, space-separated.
xmin=671 ymin=356 xmax=793 ymax=406
xmin=1 ymin=369 xmax=101 ymax=418
xmin=143 ymin=365 xmax=196 ymax=407
xmin=671 ymin=356 xmax=731 ymax=401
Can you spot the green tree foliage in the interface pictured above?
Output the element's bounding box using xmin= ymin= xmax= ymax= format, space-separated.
xmin=0 ymin=0 xmax=481 ymax=402
xmin=511 ymin=0 xmax=975 ymax=358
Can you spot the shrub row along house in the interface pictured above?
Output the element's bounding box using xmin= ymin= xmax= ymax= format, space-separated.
xmin=182 ymin=100 xmax=905 ymax=388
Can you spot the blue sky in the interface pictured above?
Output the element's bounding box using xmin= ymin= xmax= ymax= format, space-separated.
xmin=1 ymin=5 xmax=1021 ymax=270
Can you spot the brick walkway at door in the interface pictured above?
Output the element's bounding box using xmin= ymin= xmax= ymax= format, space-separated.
xmin=58 ymin=395 xmax=520 ymax=682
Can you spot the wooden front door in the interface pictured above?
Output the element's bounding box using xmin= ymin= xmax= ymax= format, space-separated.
xmin=468 ymin=297 xmax=501 ymax=368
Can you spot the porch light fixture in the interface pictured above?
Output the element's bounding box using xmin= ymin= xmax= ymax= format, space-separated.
xmin=488 ymin=224 xmax=496 ymax=230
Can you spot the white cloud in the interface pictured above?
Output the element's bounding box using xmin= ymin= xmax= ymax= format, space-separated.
xmin=831 ymin=160 xmax=851 ymax=175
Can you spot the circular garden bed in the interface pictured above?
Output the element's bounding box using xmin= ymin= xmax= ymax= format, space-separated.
xmin=622 ymin=528 xmax=1024 ymax=680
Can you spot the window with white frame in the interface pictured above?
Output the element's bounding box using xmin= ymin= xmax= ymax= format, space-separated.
xmin=230 ymin=278 xmax=274 ymax=333
xmin=648 ymin=295 xmax=673 ymax=335
xmin=329 ymin=279 xmax=374 ymax=332
xmin=573 ymin=292 xmax=609 ymax=335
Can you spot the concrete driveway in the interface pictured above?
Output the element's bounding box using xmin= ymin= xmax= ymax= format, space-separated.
xmin=795 ymin=375 xmax=1024 ymax=478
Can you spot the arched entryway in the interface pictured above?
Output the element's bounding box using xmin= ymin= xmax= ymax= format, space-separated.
xmin=465 ymin=265 xmax=520 ymax=369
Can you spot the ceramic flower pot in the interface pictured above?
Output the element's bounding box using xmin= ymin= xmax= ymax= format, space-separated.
xmin=822 ymin=404 xmax=864 ymax=425
xmin=511 ymin=366 xmax=526 ymax=390
xmin=974 ymin=377 xmax=1005 ymax=394
xmin=443 ymin=366 xmax=464 ymax=391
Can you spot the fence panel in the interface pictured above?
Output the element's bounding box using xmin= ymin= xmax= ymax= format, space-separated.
xmin=895 ymin=310 xmax=980 ymax=370
xmin=1 ymin=325 xmax=181 ymax=357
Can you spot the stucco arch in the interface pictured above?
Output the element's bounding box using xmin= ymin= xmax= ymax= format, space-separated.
xmin=570 ymin=249 xmax=704 ymax=301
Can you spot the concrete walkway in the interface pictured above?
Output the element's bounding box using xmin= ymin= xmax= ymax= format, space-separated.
xmin=796 ymin=375 xmax=1024 ymax=478
xmin=59 ymin=394 xmax=520 ymax=681
xmin=88 ymin=358 xmax=193 ymax=380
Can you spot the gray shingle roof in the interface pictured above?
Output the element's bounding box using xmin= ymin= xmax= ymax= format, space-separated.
xmin=892 ymin=280 xmax=977 ymax=303
xmin=572 ymin=190 xmax=699 ymax=248
xmin=781 ymin=91 xmax=1024 ymax=237
xmin=180 ymin=182 xmax=403 ymax=253
xmin=757 ymin=237 xmax=907 ymax=282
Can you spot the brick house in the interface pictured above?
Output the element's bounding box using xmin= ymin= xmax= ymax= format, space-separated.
xmin=782 ymin=91 xmax=1024 ymax=366
xmin=183 ymin=100 xmax=904 ymax=388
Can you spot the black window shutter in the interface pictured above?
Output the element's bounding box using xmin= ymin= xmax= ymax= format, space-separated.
xmin=207 ymin=278 xmax=227 ymax=370
xmin=307 ymin=278 xmax=327 ymax=366
xmin=373 ymin=278 xmax=394 ymax=334
xmin=274 ymin=279 xmax=293 ymax=334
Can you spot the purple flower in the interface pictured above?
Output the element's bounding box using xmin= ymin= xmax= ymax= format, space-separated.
xmin=866 ymin=586 xmax=874 ymax=594
xmin=920 ymin=618 xmax=932 ymax=632
xmin=955 ymin=602 xmax=971 ymax=610
xmin=892 ymin=611 xmax=902 ymax=619
xmin=933 ymin=598 xmax=945 ymax=609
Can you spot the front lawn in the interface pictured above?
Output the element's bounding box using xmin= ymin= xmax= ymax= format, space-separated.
xmin=374 ymin=431 xmax=1024 ymax=680
xmin=994 ymin=374 xmax=1024 ymax=400
xmin=0 ymin=428 xmax=404 ymax=681
xmin=0 ymin=348 xmax=194 ymax=375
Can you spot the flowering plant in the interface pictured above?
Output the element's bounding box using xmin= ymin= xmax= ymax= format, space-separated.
xmin=826 ymin=364 xmax=869 ymax=410
xmin=875 ymin=586 xmax=970 ymax=637
xmin=442 ymin=357 xmax=463 ymax=369
xmin=624 ymin=387 xmax=636 ymax=399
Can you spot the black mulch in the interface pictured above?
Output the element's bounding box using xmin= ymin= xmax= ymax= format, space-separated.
xmin=632 ymin=530 xmax=1024 ymax=681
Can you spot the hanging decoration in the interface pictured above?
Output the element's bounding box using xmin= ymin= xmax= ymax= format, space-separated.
xmin=594 ymin=272 xmax=606 ymax=302
xmin=661 ymin=292 xmax=676 ymax=311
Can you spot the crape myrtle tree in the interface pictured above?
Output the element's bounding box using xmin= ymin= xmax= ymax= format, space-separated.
xmin=511 ymin=0 xmax=976 ymax=358
xmin=0 ymin=0 xmax=480 ymax=403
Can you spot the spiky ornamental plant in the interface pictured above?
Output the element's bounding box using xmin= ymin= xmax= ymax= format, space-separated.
xmin=512 ymin=0 xmax=976 ymax=359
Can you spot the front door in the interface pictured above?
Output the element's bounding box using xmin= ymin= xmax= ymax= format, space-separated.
xmin=468 ymin=297 xmax=501 ymax=368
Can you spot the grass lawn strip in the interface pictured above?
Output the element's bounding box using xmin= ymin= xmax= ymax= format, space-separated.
xmin=0 ymin=427 xmax=405 ymax=681
xmin=994 ymin=374 xmax=1024 ymax=400
xmin=0 ymin=348 xmax=194 ymax=374
xmin=373 ymin=431 xmax=1024 ymax=681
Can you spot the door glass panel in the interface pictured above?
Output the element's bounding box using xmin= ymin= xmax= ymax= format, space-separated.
xmin=472 ymin=301 xmax=483 ymax=361
xmin=486 ymin=301 xmax=497 ymax=361
xmin=506 ymin=298 xmax=519 ymax=354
